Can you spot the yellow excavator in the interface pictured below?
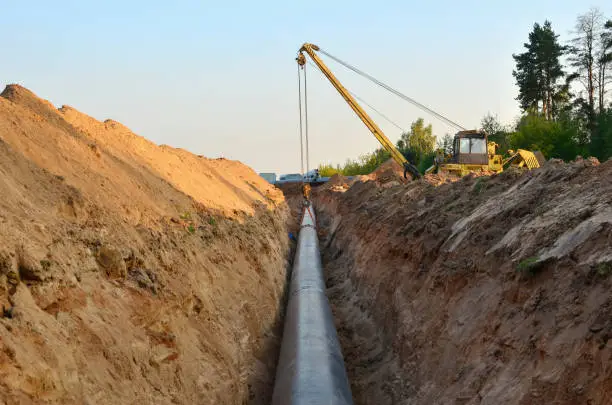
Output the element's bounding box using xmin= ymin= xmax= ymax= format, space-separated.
xmin=426 ymin=130 xmax=546 ymax=176
xmin=297 ymin=43 xmax=421 ymax=179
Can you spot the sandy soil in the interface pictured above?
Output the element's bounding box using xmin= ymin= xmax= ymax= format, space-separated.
xmin=314 ymin=158 xmax=612 ymax=405
xmin=0 ymin=85 xmax=288 ymax=404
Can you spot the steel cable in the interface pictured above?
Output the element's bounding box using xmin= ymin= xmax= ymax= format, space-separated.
xmin=297 ymin=63 xmax=305 ymax=176
xmin=304 ymin=59 xmax=406 ymax=133
xmin=318 ymin=48 xmax=466 ymax=131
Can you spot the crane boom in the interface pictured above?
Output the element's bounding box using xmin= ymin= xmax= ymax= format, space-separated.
xmin=297 ymin=43 xmax=420 ymax=178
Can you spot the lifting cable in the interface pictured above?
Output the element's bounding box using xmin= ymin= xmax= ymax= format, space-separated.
xmin=304 ymin=59 xmax=406 ymax=133
xmin=297 ymin=63 xmax=305 ymax=176
xmin=297 ymin=61 xmax=311 ymax=174
xmin=304 ymin=63 xmax=310 ymax=173
xmin=349 ymin=91 xmax=406 ymax=132
xmin=317 ymin=48 xmax=467 ymax=131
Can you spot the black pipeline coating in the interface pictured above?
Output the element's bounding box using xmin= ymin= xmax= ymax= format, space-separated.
xmin=272 ymin=206 xmax=354 ymax=405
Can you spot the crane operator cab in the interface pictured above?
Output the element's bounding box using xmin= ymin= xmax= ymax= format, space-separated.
xmin=431 ymin=130 xmax=504 ymax=176
xmin=452 ymin=130 xmax=488 ymax=165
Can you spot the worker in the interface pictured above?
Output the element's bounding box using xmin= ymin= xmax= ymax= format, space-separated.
xmin=302 ymin=183 xmax=311 ymax=203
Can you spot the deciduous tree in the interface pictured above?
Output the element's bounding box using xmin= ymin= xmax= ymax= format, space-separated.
xmin=568 ymin=8 xmax=604 ymax=115
xmin=397 ymin=118 xmax=436 ymax=165
xmin=436 ymin=134 xmax=454 ymax=155
xmin=598 ymin=20 xmax=612 ymax=111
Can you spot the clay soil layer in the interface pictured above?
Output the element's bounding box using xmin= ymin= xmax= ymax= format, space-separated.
xmin=0 ymin=85 xmax=288 ymax=405
xmin=314 ymin=159 xmax=612 ymax=405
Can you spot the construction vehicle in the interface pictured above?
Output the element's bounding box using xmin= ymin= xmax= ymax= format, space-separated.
xmin=297 ymin=43 xmax=421 ymax=179
xmin=426 ymin=130 xmax=546 ymax=176
xmin=297 ymin=43 xmax=544 ymax=180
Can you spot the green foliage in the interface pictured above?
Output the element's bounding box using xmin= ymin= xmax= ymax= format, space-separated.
xmin=318 ymin=163 xmax=343 ymax=178
xmin=314 ymin=12 xmax=610 ymax=176
xmin=472 ymin=178 xmax=488 ymax=194
xmin=417 ymin=152 xmax=435 ymax=174
xmin=509 ymin=113 xmax=586 ymax=160
xmin=488 ymin=132 xmax=511 ymax=156
xmin=513 ymin=20 xmax=566 ymax=120
xmin=208 ymin=217 xmax=217 ymax=226
xmin=596 ymin=261 xmax=612 ymax=277
xmin=568 ymin=9 xmax=605 ymax=114
xmin=481 ymin=113 xmax=505 ymax=135
xmin=397 ymin=118 xmax=436 ymax=166
xmin=314 ymin=10 xmax=611 ymax=176
xmin=590 ymin=108 xmax=612 ymax=161
xmin=316 ymin=118 xmax=451 ymax=177
xmin=437 ymin=134 xmax=454 ymax=154
xmin=342 ymin=148 xmax=391 ymax=176
xmin=516 ymin=257 xmax=542 ymax=276
xmin=481 ymin=113 xmax=511 ymax=155
xmin=187 ymin=225 xmax=196 ymax=234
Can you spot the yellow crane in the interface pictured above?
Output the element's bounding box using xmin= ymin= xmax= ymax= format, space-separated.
xmin=297 ymin=43 xmax=421 ymax=179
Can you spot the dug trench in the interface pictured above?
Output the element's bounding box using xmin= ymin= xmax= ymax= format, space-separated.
xmin=2 ymin=83 xmax=612 ymax=405
xmin=309 ymin=160 xmax=612 ymax=405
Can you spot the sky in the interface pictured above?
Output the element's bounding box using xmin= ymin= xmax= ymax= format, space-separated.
xmin=2 ymin=1 xmax=612 ymax=174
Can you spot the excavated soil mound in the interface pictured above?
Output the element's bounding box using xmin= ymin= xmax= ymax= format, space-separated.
xmin=370 ymin=158 xmax=407 ymax=185
xmin=328 ymin=173 xmax=349 ymax=186
xmin=0 ymin=85 xmax=288 ymax=405
xmin=315 ymin=159 xmax=612 ymax=405
xmin=319 ymin=173 xmax=350 ymax=192
xmin=371 ymin=158 xmax=403 ymax=179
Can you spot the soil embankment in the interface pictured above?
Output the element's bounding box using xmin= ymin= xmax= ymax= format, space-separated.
xmin=0 ymin=85 xmax=288 ymax=404
xmin=313 ymin=160 xmax=612 ymax=405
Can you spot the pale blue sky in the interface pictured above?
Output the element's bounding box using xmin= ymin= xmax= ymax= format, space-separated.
xmin=2 ymin=1 xmax=611 ymax=174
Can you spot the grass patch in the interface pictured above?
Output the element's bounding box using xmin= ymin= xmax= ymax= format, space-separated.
xmin=534 ymin=206 xmax=548 ymax=216
xmin=472 ymin=178 xmax=487 ymax=194
xmin=516 ymin=256 xmax=542 ymax=277
xmin=596 ymin=262 xmax=612 ymax=277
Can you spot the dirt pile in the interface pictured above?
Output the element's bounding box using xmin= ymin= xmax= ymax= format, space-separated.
xmin=328 ymin=173 xmax=349 ymax=186
xmin=315 ymin=159 xmax=612 ymax=404
xmin=371 ymin=158 xmax=403 ymax=179
xmin=320 ymin=173 xmax=350 ymax=192
xmin=369 ymin=158 xmax=408 ymax=187
xmin=0 ymin=85 xmax=288 ymax=404
xmin=423 ymin=171 xmax=459 ymax=186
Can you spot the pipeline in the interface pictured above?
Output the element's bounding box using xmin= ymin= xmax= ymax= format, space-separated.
xmin=272 ymin=204 xmax=354 ymax=405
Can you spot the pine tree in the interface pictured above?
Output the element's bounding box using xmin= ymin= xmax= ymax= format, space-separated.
xmin=513 ymin=21 xmax=566 ymax=120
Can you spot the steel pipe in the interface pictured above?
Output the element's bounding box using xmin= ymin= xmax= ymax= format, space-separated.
xmin=272 ymin=204 xmax=354 ymax=405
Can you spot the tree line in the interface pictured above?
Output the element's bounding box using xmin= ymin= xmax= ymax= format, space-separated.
xmin=318 ymin=118 xmax=438 ymax=177
xmin=318 ymin=7 xmax=612 ymax=177
xmin=501 ymin=7 xmax=612 ymax=161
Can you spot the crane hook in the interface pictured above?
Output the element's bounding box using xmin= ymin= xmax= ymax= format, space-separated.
xmin=296 ymin=52 xmax=306 ymax=68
